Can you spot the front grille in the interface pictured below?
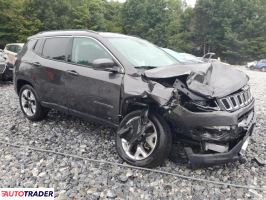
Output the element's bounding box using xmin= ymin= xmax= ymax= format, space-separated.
xmin=218 ymin=86 xmax=253 ymax=112
xmin=0 ymin=64 xmax=6 ymax=74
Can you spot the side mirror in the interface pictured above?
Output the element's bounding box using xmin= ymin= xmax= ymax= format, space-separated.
xmin=92 ymin=58 xmax=120 ymax=73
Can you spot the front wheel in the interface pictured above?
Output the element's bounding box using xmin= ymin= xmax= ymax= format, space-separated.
xmin=116 ymin=110 xmax=172 ymax=168
xmin=19 ymin=85 xmax=49 ymax=121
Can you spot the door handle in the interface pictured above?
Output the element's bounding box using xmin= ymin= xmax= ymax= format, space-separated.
xmin=66 ymin=70 xmax=79 ymax=76
xmin=32 ymin=62 xmax=41 ymax=66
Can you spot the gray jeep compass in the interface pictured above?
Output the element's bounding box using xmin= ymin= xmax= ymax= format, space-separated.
xmin=14 ymin=30 xmax=256 ymax=168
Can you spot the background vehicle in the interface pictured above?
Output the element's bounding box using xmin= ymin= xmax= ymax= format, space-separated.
xmin=0 ymin=54 xmax=7 ymax=81
xmin=15 ymin=30 xmax=255 ymax=168
xmin=246 ymin=60 xmax=257 ymax=69
xmin=2 ymin=43 xmax=24 ymax=81
xmin=0 ymin=49 xmax=4 ymax=59
xmin=4 ymin=43 xmax=24 ymax=66
xmin=162 ymin=48 xmax=204 ymax=64
xmin=254 ymin=59 xmax=266 ymax=71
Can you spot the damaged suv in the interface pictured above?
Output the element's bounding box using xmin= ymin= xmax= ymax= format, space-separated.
xmin=14 ymin=30 xmax=256 ymax=168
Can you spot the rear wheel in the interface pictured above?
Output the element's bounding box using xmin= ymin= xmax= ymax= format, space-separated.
xmin=116 ymin=110 xmax=172 ymax=168
xmin=19 ymin=85 xmax=49 ymax=121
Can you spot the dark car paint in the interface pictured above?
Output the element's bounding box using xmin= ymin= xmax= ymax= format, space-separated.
xmin=144 ymin=62 xmax=249 ymax=98
xmin=15 ymin=30 xmax=256 ymax=168
xmin=16 ymin=33 xmax=127 ymax=126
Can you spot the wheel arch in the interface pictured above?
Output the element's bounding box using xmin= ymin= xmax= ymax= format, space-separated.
xmin=16 ymin=79 xmax=34 ymax=94
xmin=120 ymin=96 xmax=162 ymax=120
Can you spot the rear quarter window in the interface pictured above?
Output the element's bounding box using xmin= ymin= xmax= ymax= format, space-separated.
xmin=42 ymin=37 xmax=71 ymax=61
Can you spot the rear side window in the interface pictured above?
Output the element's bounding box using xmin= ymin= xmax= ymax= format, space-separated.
xmin=10 ymin=46 xmax=16 ymax=52
xmin=33 ymin=39 xmax=43 ymax=55
xmin=5 ymin=45 xmax=11 ymax=51
xmin=9 ymin=45 xmax=21 ymax=53
xmin=42 ymin=37 xmax=70 ymax=61
xmin=27 ymin=40 xmax=37 ymax=50
xmin=16 ymin=45 xmax=22 ymax=53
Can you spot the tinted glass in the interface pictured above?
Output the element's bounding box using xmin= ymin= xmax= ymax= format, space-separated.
xmin=27 ymin=40 xmax=37 ymax=50
xmin=43 ymin=37 xmax=70 ymax=61
xmin=71 ymin=37 xmax=112 ymax=67
xmin=6 ymin=45 xmax=11 ymax=51
xmin=34 ymin=39 xmax=43 ymax=55
xmin=9 ymin=45 xmax=16 ymax=52
xmin=16 ymin=45 xmax=22 ymax=53
xmin=107 ymin=37 xmax=178 ymax=68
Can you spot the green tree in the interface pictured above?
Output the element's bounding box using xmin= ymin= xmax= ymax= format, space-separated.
xmin=0 ymin=0 xmax=41 ymax=46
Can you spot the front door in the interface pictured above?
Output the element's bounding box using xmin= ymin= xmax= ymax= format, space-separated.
xmin=65 ymin=37 xmax=123 ymax=125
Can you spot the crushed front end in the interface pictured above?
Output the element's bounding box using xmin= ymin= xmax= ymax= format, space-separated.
xmin=143 ymin=62 xmax=256 ymax=168
xmin=165 ymin=82 xmax=256 ymax=168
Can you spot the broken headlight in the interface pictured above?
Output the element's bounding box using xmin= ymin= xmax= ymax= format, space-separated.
xmin=182 ymin=99 xmax=220 ymax=112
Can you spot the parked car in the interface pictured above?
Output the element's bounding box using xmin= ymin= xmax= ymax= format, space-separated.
xmin=246 ymin=60 xmax=257 ymax=69
xmin=4 ymin=43 xmax=24 ymax=66
xmin=2 ymin=43 xmax=24 ymax=80
xmin=254 ymin=59 xmax=266 ymax=71
xmin=0 ymin=54 xmax=7 ymax=80
xmin=15 ymin=30 xmax=255 ymax=168
xmin=162 ymin=48 xmax=204 ymax=64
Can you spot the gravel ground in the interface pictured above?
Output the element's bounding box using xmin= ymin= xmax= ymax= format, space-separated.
xmin=0 ymin=67 xmax=265 ymax=199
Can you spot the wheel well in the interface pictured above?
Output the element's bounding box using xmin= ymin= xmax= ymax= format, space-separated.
xmin=121 ymin=98 xmax=159 ymax=119
xmin=16 ymin=80 xmax=33 ymax=94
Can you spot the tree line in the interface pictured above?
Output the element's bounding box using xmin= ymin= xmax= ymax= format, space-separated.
xmin=0 ymin=0 xmax=265 ymax=64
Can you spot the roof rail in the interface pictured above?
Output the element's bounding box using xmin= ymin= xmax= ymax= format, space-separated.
xmin=35 ymin=29 xmax=98 ymax=35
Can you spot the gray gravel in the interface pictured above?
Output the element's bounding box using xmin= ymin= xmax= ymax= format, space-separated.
xmin=0 ymin=67 xmax=265 ymax=199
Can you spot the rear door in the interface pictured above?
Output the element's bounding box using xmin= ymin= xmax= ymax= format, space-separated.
xmin=64 ymin=37 xmax=124 ymax=124
xmin=31 ymin=37 xmax=72 ymax=109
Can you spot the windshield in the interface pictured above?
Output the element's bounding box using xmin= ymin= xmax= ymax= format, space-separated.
xmin=162 ymin=48 xmax=204 ymax=64
xmin=107 ymin=37 xmax=179 ymax=68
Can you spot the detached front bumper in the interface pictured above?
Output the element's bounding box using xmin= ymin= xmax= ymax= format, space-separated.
xmin=165 ymin=98 xmax=256 ymax=168
xmin=185 ymin=124 xmax=255 ymax=168
xmin=184 ymin=107 xmax=256 ymax=168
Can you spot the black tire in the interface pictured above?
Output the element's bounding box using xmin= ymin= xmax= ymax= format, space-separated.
xmin=19 ymin=84 xmax=49 ymax=121
xmin=116 ymin=110 xmax=172 ymax=168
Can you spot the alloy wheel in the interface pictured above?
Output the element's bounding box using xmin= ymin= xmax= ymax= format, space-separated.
xmin=121 ymin=117 xmax=158 ymax=161
xmin=21 ymin=89 xmax=37 ymax=117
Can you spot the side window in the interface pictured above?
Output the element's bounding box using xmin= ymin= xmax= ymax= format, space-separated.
xmin=42 ymin=37 xmax=70 ymax=61
xmin=5 ymin=45 xmax=10 ymax=51
xmin=27 ymin=40 xmax=37 ymax=50
xmin=71 ymin=37 xmax=112 ymax=67
xmin=16 ymin=45 xmax=22 ymax=53
xmin=9 ymin=45 xmax=15 ymax=53
xmin=12 ymin=45 xmax=23 ymax=53
xmin=33 ymin=39 xmax=43 ymax=55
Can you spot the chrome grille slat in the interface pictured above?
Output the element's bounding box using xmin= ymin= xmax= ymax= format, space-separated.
xmin=218 ymin=87 xmax=252 ymax=112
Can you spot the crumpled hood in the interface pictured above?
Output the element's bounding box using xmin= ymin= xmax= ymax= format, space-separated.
xmin=144 ymin=62 xmax=249 ymax=98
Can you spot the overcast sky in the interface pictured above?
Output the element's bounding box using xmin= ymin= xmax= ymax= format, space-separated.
xmin=113 ymin=0 xmax=196 ymax=7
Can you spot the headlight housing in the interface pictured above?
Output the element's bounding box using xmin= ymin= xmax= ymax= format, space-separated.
xmin=182 ymin=99 xmax=220 ymax=112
